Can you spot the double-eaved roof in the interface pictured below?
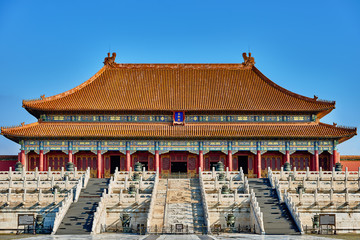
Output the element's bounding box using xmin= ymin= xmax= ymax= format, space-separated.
xmin=1 ymin=53 xmax=356 ymax=143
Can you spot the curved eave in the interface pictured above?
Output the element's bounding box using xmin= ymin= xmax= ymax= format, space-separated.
xmin=318 ymin=122 xmax=357 ymax=143
xmin=252 ymin=67 xmax=336 ymax=119
xmin=22 ymin=66 xmax=108 ymax=118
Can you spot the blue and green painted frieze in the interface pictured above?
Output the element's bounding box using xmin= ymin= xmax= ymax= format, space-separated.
xmin=40 ymin=114 xmax=314 ymax=123
xmin=22 ymin=139 xmax=336 ymax=155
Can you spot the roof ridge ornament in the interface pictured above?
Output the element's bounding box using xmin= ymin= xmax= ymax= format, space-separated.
xmin=242 ymin=52 xmax=255 ymax=67
xmin=104 ymin=52 xmax=117 ymax=66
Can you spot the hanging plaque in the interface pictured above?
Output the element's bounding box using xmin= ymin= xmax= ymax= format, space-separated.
xmin=173 ymin=111 xmax=185 ymax=125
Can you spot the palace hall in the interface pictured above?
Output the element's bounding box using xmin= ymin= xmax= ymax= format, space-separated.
xmin=0 ymin=53 xmax=357 ymax=178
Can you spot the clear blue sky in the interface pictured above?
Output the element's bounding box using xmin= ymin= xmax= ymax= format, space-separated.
xmin=0 ymin=0 xmax=359 ymax=155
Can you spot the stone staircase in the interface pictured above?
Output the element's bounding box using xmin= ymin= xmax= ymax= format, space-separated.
xmin=150 ymin=179 xmax=168 ymax=231
xmin=55 ymin=178 xmax=108 ymax=235
xmin=190 ymin=178 xmax=206 ymax=233
xmin=248 ymin=178 xmax=300 ymax=235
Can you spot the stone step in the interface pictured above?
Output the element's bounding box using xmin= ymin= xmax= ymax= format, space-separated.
xmin=149 ymin=181 xmax=168 ymax=229
xmin=55 ymin=178 xmax=109 ymax=235
xmin=248 ymin=178 xmax=300 ymax=235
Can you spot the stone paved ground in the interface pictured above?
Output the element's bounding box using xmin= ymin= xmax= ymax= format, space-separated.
xmin=10 ymin=233 xmax=342 ymax=240
xmin=213 ymin=234 xmax=336 ymax=240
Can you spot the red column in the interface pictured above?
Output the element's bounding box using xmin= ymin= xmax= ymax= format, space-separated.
xmin=126 ymin=150 xmax=131 ymax=171
xmin=330 ymin=154 xmax=334 ymax=170
xmin=44 ymin=154 xmax=47 ymax=170
xmin=68 ymin=150 xmax=73 ymax=163
xmin=97 ymin=150 xmax=102 ymax=178
xmin=256 ymin=150 xmax=261 ymax=178
xmin=285 ymin=150 xmax=290 ymax=163
xmin=199 ymin=150 xmax=204 ymax=171
xmin=253 ymin=155 xmax=257 ymax=175
xmin=228 ymin=150 xmax=233 ymax=171
xmin=155 ymin=150 xmax=160 ymax=171
xmin=314 ymin=150 xmax=319 ymax=171
xmin=39 ymin=150 xmax=44 ymax=171
xmin=333 ymin=150 xmax=339 ymax=164
xmin=21 ymin=150 xmax=26 ymax=167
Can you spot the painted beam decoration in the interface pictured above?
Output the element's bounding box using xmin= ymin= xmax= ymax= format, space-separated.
xmin=202 ymin=141 xmax=228 ymax=155
xmin=261 ymin=141 xmax=286 ymax=154
xmin=22 ymin=139 xmax=335 ymax=155
xmin=130 ymin=141 xmax=155 ymax=154
xmin=158 ymin=141 xmax=199 ymax=154
xmin=40 ymin=114 xmax=314 ymax=123
xmin=232 ymin=141 xmax=257 ymax=154
xmin=100 ymin=141 xmax=126 ymax=154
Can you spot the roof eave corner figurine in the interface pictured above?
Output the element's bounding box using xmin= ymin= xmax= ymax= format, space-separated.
xmin=242 ymin=52 xmax=255 ymax=67
xmin=103 ymin=52 xmax=117 ymax=66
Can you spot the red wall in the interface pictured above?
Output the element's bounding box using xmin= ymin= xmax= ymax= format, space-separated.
xmin=0 ymin=160 xmax=17 ymax=171
xmin=341 ymin=161 xmax=360 ymax=171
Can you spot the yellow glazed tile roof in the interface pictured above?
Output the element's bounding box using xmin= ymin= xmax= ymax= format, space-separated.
xmin=22 ymin=64 xmax=335 ymax=116
xmin=1 ymin=121 xmax=355 ymax=143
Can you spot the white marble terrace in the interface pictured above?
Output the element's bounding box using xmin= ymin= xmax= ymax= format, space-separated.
xmin=91 ymin=167 xmax=157 ymax=234
xmin=200 ymin=167 xmax=264 ymax=234
xmin=0 ymin=167 xmax=90 ymax=234
xmin=268 ymin=167 xmax=360 ymax=233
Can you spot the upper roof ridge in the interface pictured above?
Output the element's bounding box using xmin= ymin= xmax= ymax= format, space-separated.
xmin=107 ymin=51 xmax=252 ymax=69
xmin=111 ymin=63 xmax=248 ymax=70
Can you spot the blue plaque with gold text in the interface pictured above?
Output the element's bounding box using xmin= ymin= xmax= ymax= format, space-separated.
xmin=173 ymin=112 xmax=185 ymax=124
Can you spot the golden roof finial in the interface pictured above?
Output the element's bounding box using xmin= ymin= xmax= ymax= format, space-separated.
xmin=104 ymin=52 xmax=117 ymax=66
xmin=242 ymin=52 xmax=255 ymax=67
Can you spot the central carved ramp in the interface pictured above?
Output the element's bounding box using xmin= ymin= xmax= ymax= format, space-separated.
xmin=165 ymin=179 xmax=194 ymax=232
xmin=55 ymin=178 xmax=108 ymax=235
xmin=248 ymin=178 xmax=299 ymax=235
xmin=163 ymin=178 xmax=205 ymax=233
